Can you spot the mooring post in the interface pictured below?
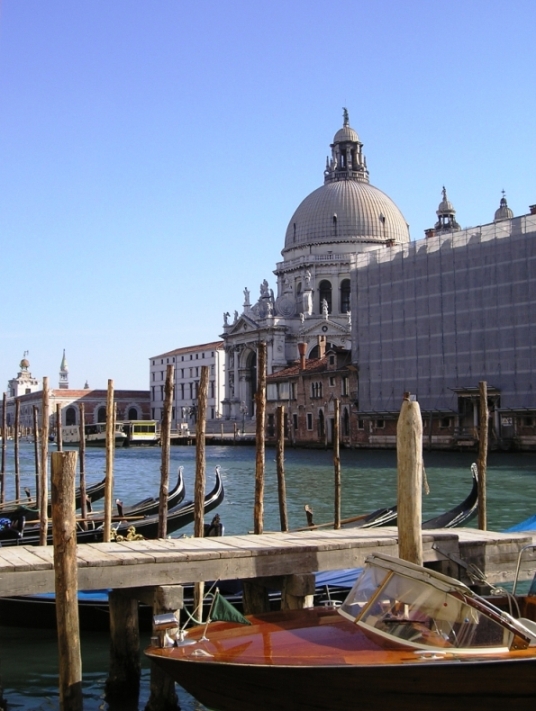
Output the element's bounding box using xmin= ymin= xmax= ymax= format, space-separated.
xmin=78 ymin=403 xmax=87 ymax=528
xmin=51 ymin=450 xmax=83 ymax=711
xmin=333 ymin=398 xmax=341 ymax=530
xmin=478 ymin=380 xmax=488 ymax=530
xmin=40 ymin=378 xmax=50 ymax=546
xmin=1 ymin=392 xmax=6 ymax=504
xmin=254 ymin=341 xmax=267 ymax=535
xmin=193 ymin=365 xmax=209 ymax=618
xmin=158 ymin=364 xmax=174 ymax=539
xmin=106 ymin=590 xmax=140 ymax=704
xmin=145 ymin=587 xmax=183 ymax=711
xmin=14 ymin=398 xmax=20 ymax=502
xmin=397 ymin=393 xmax=423 ymax=566
xmin=276 ymin=405 xmax=288 ymax=532
xmin=32 ymin=405 xmax=40 ymax=507
xmin=103 ymin=380 xmax=115 ymax=542
xmin=56 ymin=403 xmax=63 ymax=451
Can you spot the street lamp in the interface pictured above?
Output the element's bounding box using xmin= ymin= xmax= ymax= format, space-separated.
xmin=240 ymin=402 xmax=248 ymax=435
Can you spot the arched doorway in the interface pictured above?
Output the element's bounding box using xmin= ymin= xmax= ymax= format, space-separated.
xmin=97 ymin=406 xmax=106 ymax=422
xmin=245 ymin=350 xmax=257 ymax=417
xmin=128 ymin=407 xmax=138 ymax=420
xmin=65 ymin=407 xmax=77 ymax=426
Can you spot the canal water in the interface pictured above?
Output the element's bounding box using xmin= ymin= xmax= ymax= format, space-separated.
xmin=1 ymin=442 xmax=536 ymax=710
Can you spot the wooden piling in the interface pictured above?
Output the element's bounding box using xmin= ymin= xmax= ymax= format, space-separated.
xmin=276 ymin=405 xmax=288 ymax=532
xmin=78 ymin=404 xmax=87 ymax=527
xmin=32 ymin=405 xmax=40 ymax=507
xmin=193 ymin=365 xmax=209 ymax=617
xmin=106 ymin=590 xmax=140 ymax=704
xmin=145 ymin=591 xmax=180 ymax=711
xmin=254 ymin=342 xmax=267 ymax=535
xmin=158 ymin=365 xmax=174 ymax=539
xmin=56 ymin=403 xmax=63 ymax=451
xmin=14 ymin=398 xmax=20 ymax=502
xmin=333 ymin=398 xmax=341 ymax=530
xmin=478 ymin=380 xmax=489 ymax=530
xmin=1 ymin=392 xmax=6 ymax=504
xmin=103 ymin=380 xmax=115 ymax=543
xmin=40 ymin=378 xmax=50 ymax=546
xmin=51 ymin=450 xmax=83 ymax=711
xmin=396 ymin=393 xmax=423 ymax=566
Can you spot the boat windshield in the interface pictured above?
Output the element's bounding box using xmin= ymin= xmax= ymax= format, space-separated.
xmin=339 ymin=563 xmax=519 ymax=652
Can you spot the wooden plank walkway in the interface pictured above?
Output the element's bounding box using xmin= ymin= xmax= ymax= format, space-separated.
xmin=0 ymin=528 xmax=535 ymax=597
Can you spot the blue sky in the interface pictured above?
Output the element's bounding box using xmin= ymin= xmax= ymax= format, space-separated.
xmin=1 ymin=0 xmax=535 ymax=391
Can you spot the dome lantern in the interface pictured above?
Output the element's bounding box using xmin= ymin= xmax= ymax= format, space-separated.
xmin=283 ymin=111 xmax=410 ymax=254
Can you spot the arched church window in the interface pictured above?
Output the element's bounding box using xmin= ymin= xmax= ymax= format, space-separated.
xmin=340 ymin=279 xmax=351 ymax=313
xmin=128 ymin=407 xmax=138 ymax=420
xmin=332 ymin=214 xmax=337 ymax=237
xmin=65 ymin=407 xmax=76 ymax=426
xmin=296 ymin=281 xmax=302 ymax=296
xmin=293 ymin=223 xmax=297 ymax=242
xmin=319 ymin=280 xmax=332 ymax=313
xmin=97 ymin=406 xmax=106 ymax=422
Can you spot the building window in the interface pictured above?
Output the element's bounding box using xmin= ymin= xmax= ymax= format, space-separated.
xmin=342 ymin=376 xmax=349 ymax=396
xmin=291 ymin=382 xmax=296 ymax=400
xmin=376 ymin=419 xmax=385 ymax=429
xmin=329 ymin=355 xmax=335 ymax=366
xmin=340 ymin=279 xmax=351 ymax=313
xmin=65 ymin=407 xmax=76 ymax=426
xmin=293 ymin=413 xmax=298 ymax=430
xmin=343 ymin=407 xmax=350 ymax=437
xmin=358 ymin=419 xmax=364 ymax=430
xmin=97 ymin=406 xmax=106 ymax=422
xmin=440 ymin=417 xmax=452 ymax=429
xmin=329 ymin=376 xmax=335 ymax=387
xmin=524 ymin=417 xmax=534 ymax=427
xmin=319 ymin=280 xmax=332 ymax=313
xmin=307 ymin=413 xmax=313 ymax=430
xmin=152 ymin=372 xmax=155 ymax=381
xmin=180 ymin=383 xmax=185 ymax=399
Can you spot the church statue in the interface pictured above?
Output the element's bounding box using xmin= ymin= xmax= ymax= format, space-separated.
xmin=243 ymin=287 xmax=250 ymax=306
xmin=260 ymin=279 xmax=270 ymax=297
xmin=321 ymin=298 xmax=329 ymax=318
xmin=223 ymin=311 xmax=230 ymax=326
xmin=305 ymin=270 xmax=311 ymax=288
xmin=233 ymin=310 xmax=239 ymax=324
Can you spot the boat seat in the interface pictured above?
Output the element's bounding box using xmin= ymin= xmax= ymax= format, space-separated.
xmin=517 ymin=617 xmax=536 ymax=645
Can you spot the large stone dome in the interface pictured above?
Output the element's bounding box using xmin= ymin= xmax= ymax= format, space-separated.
xmin=283 ymin=112 xmax=410 ymax=254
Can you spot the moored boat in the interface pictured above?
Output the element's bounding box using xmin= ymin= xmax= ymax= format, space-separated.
xmin=146 ymin=551 xmax=536 ymax=711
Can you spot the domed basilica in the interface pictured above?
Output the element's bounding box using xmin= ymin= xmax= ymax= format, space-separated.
xmin=221 ymin=110 xmax=410 ymax=419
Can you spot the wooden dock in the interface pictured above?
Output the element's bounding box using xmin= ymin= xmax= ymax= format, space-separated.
xmin=1 ymin=527 xmax=536 ymax=598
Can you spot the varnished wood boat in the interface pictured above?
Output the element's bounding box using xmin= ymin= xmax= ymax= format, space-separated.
xmin=146 ymin=551 xmax=536 ymax=711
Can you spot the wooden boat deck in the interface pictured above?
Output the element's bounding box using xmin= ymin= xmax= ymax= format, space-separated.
xmin=0 ymin=527 xmax=535 ymax=598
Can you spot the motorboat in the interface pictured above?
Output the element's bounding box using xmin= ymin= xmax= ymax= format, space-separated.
xmin=146 ymin=551 xmax=536 ymax=711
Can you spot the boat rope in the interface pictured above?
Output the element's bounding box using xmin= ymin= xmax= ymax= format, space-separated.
xmin=179 ymin=580 xmax=220 ymax=630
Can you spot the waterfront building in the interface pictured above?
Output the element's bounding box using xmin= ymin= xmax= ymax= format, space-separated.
xmin=149 ymin=341 xmax=225 ymax=430
xmin=2 ymin=354 xmax=149 ymax=432
xmin=222 ymin=111 xmax=536 ymax=450
xmin=7 ymin=353 xmax=40 ymax=398
xmin=352 ymin=199 xmax=536 ymax=450
xmin=221 ymin=110 xmax=409 ymax=422
xmin=265 ymin=341 xmax=358 ymax=447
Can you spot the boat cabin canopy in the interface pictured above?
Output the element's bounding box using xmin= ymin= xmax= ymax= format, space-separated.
xmin=339 ymin=553 xmax=536 ymax=654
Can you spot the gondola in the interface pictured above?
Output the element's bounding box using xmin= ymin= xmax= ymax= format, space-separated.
xmin=0 ymin=475 xmax=107 ymax=522
xmin=0 ymin=465 xmax=223 ymax=546
xmin=343 ymin=463 xmax=478 ymax=530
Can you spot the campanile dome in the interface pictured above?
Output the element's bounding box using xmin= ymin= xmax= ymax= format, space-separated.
xmin=283 ymin=110 xmax=410 ymax=255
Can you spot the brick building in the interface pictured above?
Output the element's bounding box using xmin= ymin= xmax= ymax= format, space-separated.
xmin=266 ymin=340 xmax=358 ymax=447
